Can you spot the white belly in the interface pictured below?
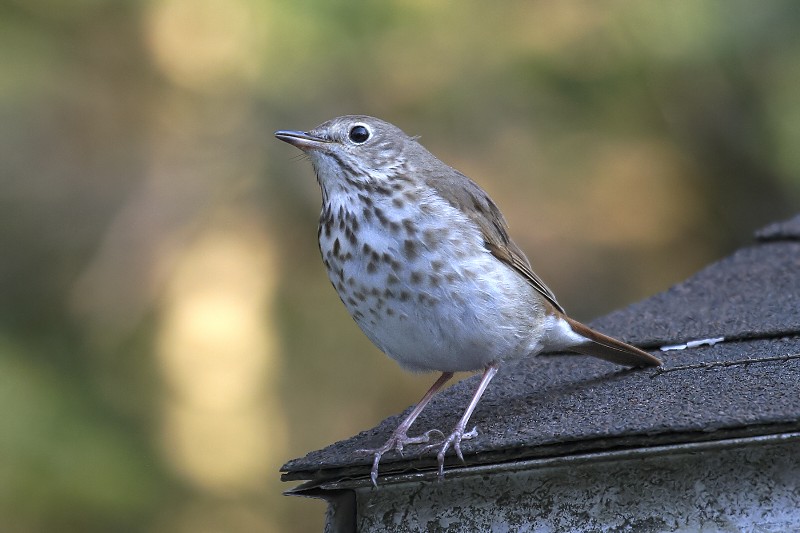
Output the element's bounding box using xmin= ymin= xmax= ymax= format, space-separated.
xmin=319 ymin=190 xmax=548 ymax=373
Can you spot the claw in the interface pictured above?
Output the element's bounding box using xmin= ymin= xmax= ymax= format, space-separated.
xmin=354 ymin=366 xmax=499 ymax=486
xmin=359 ymin=428 xmax=444 ymax=487
xmin=454 ymin=441 xmax=464 ymax=463
xmin=354 ymin=372 xmax=455 ymax=487
xmin=433 ymin=364 xmax=498 ymax=480
xmin=435 ymin=425 xmax=480 ymax=480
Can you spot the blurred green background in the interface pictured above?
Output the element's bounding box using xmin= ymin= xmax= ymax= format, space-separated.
xmin=2 ymin=0 xmax=799 ymax=531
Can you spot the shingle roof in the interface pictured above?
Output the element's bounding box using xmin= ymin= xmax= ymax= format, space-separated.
xmin=591 ymin=216 xmax=800 ymax=347
xmin=282 ymin=214 xmax=800 ymax=483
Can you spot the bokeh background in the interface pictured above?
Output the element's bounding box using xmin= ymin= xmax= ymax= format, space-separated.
xmin=2 ymin=1 xmax=800 ymax=531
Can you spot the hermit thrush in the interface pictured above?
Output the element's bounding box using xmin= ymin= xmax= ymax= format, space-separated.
xmin=275 ymin=115 xmax=661 ymax=486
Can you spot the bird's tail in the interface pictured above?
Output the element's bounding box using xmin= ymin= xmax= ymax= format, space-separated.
xmin=564 ymin=316 xmax=662 ymax=367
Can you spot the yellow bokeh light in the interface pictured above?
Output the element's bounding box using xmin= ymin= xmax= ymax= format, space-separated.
xmin=144 ymin=0 xmax=262 ymax=93
xmin=157 ymin=223 xmax=285 ymax=493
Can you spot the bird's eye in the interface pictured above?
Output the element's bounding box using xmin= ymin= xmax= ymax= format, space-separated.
xmin=348 ymin=125 xmax=370 ymax=144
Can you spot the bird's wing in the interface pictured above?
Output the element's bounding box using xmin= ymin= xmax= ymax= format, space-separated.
xmin=483 ymin=240 xmax=564 ymax=313
xmin=422 ymin=166 xmax=662 ymax=368
xmin=424 ymin=168 xmax=565 ymax=313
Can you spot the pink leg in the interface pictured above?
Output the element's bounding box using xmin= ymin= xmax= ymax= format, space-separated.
xmin=360 ymin=371 xmax=454 ymax=486
xmin=436 ymin=363 xmax=499 ymax=479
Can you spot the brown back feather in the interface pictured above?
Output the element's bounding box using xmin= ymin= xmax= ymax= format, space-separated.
xmin=420 ymin=165 xmax=565 ymax=313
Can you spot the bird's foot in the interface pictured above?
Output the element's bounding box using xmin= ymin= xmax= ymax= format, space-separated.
xmin=430 ymin=425 xmax=478 ymax=480
xmin=358 ymin=428 xmax=444 ymax=487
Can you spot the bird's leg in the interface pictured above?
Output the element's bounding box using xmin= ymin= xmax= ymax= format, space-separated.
xmin=358 ymin=371 xmax=453 ymax=486
xmin=435 ymin=363 xmax=499 ymax=480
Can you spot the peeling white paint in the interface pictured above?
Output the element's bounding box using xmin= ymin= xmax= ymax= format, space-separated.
xmin=660 ymin=337 xmax=725 ymax=352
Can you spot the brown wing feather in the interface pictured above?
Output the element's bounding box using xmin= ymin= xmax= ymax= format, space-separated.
xmin=483 ymin=241 xmax=564 ymax=312
xmin=422 ymin=168 xmax=564 ymax=312
xmin=417 ymin=161 xmax=661 ymax=368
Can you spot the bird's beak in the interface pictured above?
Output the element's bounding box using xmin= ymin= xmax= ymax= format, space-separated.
xmin=274 ymin=130 xmax=331 ymax=151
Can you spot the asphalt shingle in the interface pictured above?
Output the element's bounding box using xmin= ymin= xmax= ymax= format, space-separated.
xmin=755 ymin=213 xmax=800 ymax=241
xmin=590 ymin=240 xmax=800 ymax=347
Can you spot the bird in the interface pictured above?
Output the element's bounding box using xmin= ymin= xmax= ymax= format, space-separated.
xmin=275 ymin=115 xmax=661 ymax=486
